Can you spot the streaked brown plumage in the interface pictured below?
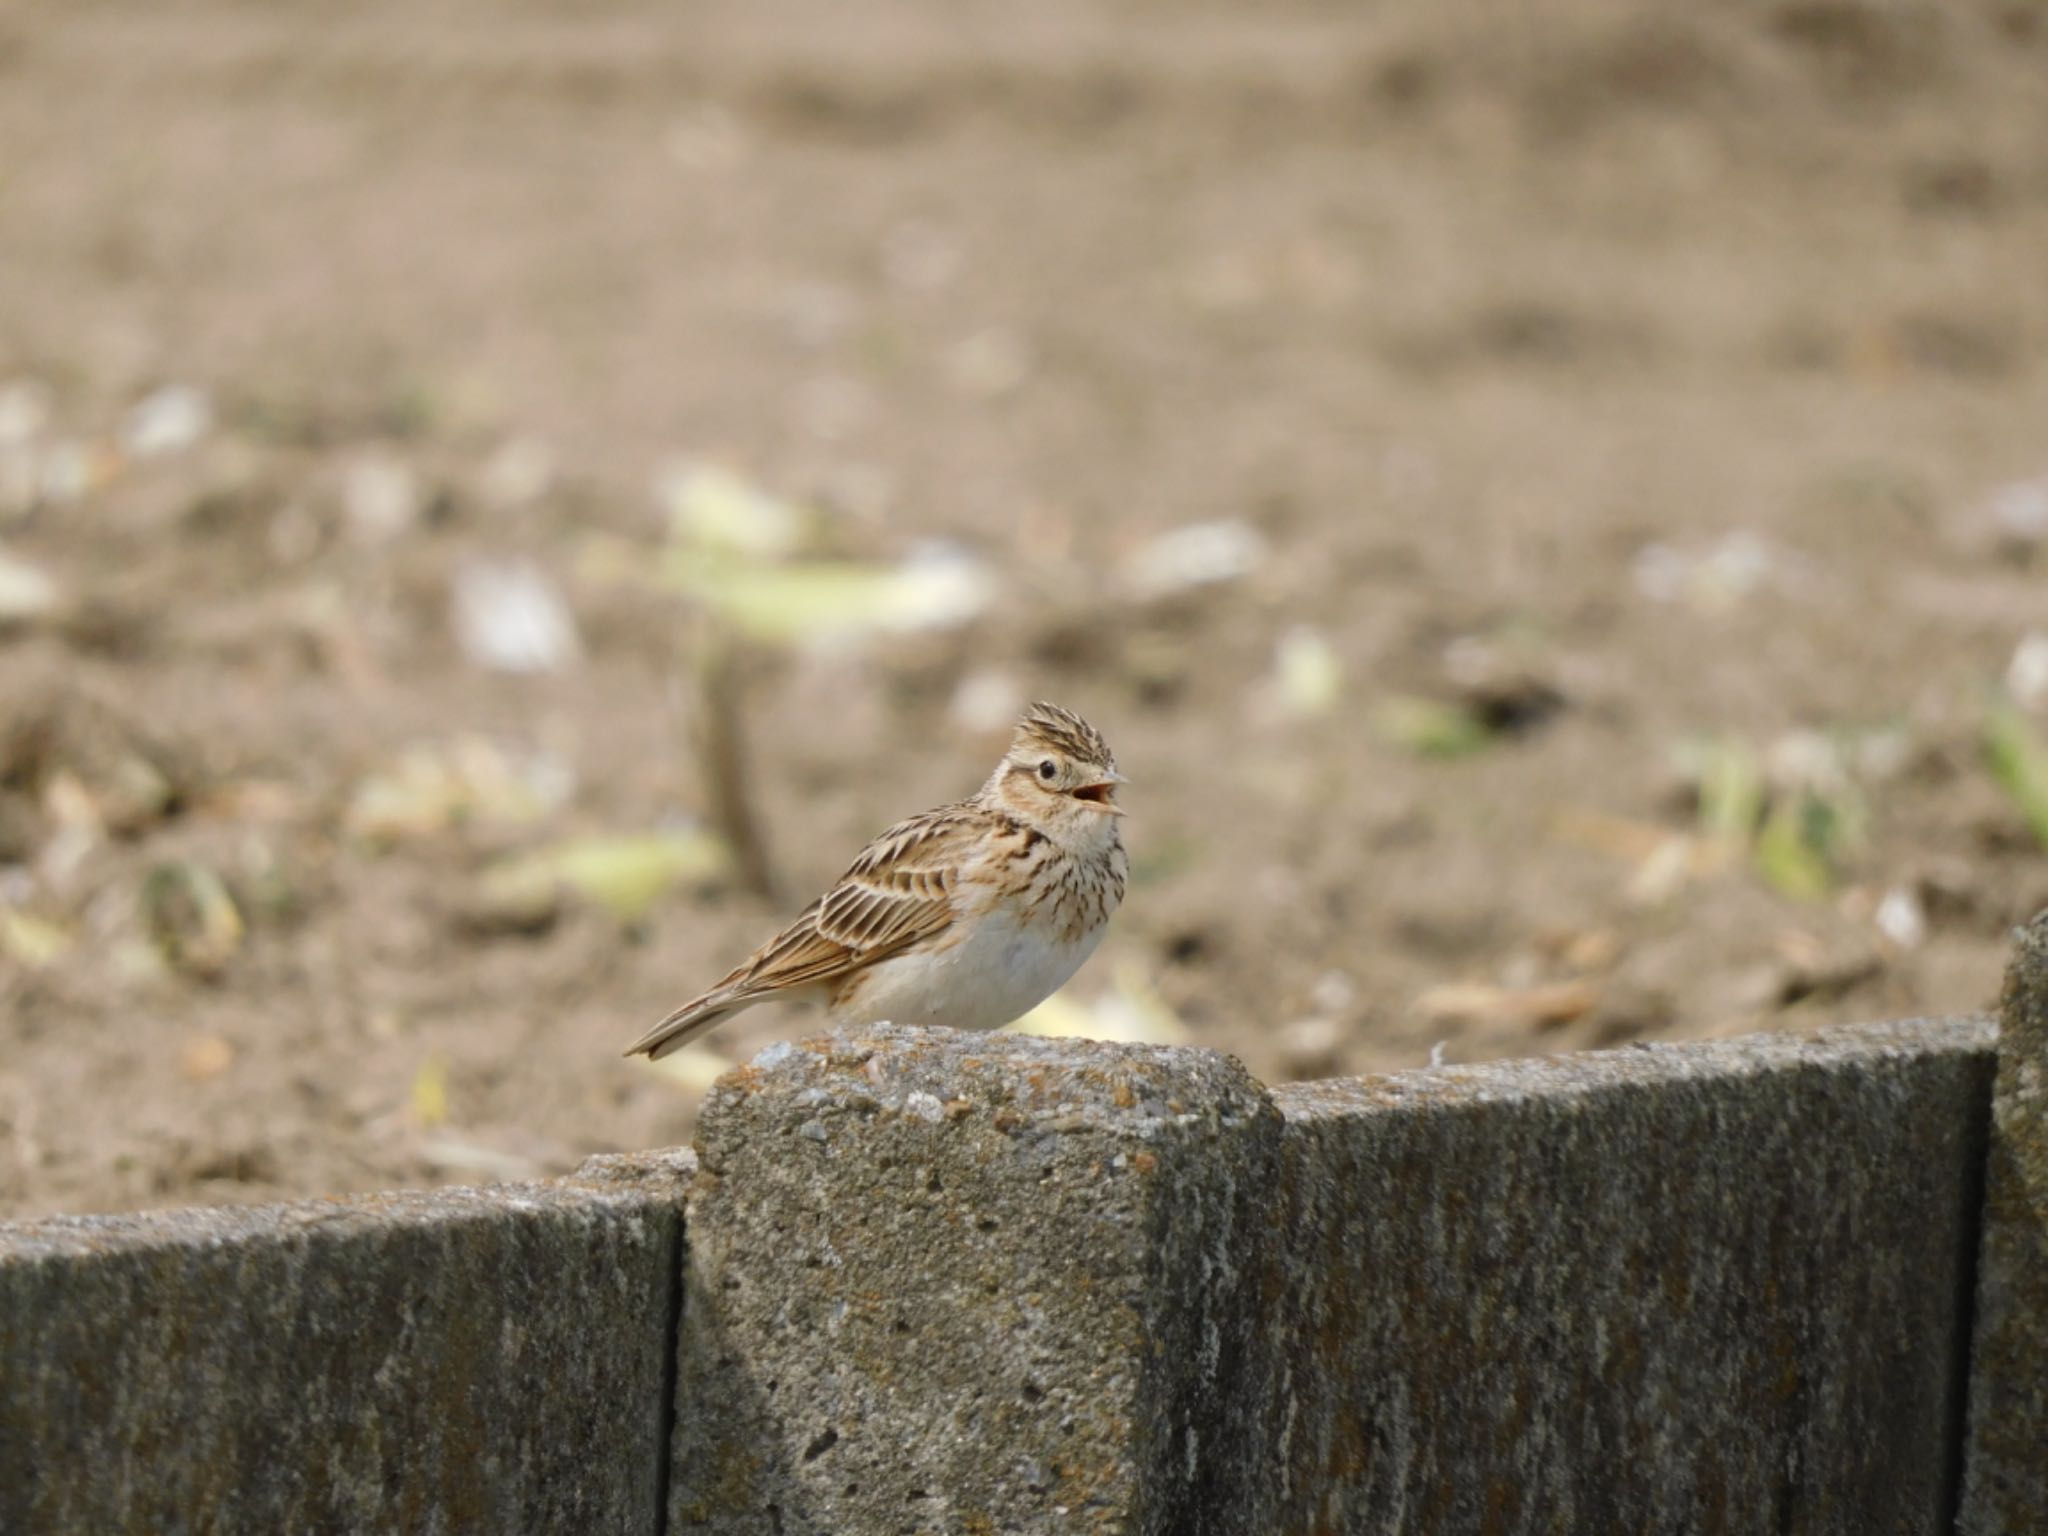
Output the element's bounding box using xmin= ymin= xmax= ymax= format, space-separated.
xmin=625 ymin=703 xmax=1128 ymax=1059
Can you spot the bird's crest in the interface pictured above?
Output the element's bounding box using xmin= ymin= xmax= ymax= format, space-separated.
xmin=1013 ymin=702 xmax=1114 ymax=770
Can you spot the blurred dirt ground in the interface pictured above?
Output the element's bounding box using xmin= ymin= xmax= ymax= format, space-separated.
xmin=3 ymin=0 xmax=2047 ymax=1217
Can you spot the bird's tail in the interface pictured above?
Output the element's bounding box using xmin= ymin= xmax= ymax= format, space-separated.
xmin=622 ymin=990 xmax=754 ymax=1060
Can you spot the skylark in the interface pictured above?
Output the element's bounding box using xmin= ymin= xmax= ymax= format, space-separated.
xmin=625 ymin=702 xmax=1129 ymax=1060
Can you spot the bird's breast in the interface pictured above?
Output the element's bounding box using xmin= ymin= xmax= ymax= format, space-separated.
xmin=834 ymin=902 xmax=1109 ymax=1032
xmin=1002 ymin=836 xmax=1126 ymax=944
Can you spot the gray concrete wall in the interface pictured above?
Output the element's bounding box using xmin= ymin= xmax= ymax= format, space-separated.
xmin=671 ymin=1028 xmax=1283 ymax=1535
xmin=674 ymin=1019 xmax=1998 ymax=1536
xmin=1961 ymin=913 xmax=2048 ymax=1535
xmin=0 ymin=1149 xmax=692 ymax=1536
xmin=0 ymin=1011 xmax=2026 ymax=1535
xmin=1255 ymin=1022 xmax=1996 ymax=1535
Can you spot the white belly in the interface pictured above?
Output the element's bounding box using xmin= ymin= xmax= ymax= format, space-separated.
xmin=833 ymin=907 xmax=1106 ymax=1032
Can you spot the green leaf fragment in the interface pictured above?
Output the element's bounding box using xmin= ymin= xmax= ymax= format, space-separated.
xmin=1753 ymin=799 xmax=1833 ymax=901
xmin=663 ymin=552 xmax=990 ymax=643
xmin=141 ymin=861 xmax=245 ymax=978
xmin=1985 ymin=700 xmax=2048 ymax=850
xmin=1693 ymin=736 xmax=1763 ymax=846
xmin=481 ymin=831 xmax=730 ymax=925
xmin=1373 ymin=695 xmax=1491 ymax=758
xmin=1275 ymin=626 xmax=1343 ymax=718
xmin=660 ymin=464 xmax=807 ymax=558
xmin=0 ymin=908 xmax=72 ymax=968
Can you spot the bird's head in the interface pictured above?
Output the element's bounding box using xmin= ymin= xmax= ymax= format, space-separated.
xmin=987 ymin=702 xmax=1126 ymax=842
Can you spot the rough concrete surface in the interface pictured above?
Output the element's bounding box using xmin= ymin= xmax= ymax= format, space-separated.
xmin=0 ymin=1149 xmax=693 ymax=1536
xmin=1254 ymin=1018 xmax=1998 ymax=1536
xmin=671 ymin=1024 xmax=1280 ymax=1536
xmin=1961 ymin=916 xmax=2048 ymax=1536
xmin=2 ymin=1012 xmax=2009 ymax=1534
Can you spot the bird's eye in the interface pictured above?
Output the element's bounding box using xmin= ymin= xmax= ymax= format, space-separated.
xmin=1037 ymin=759 xmax=1058 ymax=781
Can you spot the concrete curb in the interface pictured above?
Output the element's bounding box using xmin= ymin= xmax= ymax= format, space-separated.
xmin=0 ymin=1008 xmax=2020 ymax=1534
xmin=0 ymin=1149 xmax=694 ymax=1536
xmin=671 ymin=1025 xmax=1280 ymax=1533
xmin=671 ymin=1017 xmax=1997 ymax=1535
xmin=1255 ymin=1019 xmax=1996 ymax=1533
xmin=1960 ymin=916 xmax=2048 ymax=1534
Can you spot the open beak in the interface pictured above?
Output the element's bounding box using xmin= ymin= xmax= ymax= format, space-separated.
xmin=1071 ymin=769 xmax=1128 ymax=815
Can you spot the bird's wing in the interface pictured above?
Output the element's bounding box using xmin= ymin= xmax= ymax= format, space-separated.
xmin=713 ymin=804 xmax=985 ymax=999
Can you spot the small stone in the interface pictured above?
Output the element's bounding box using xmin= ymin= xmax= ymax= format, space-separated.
xmin=1875 ymin=886 xmax=1927 ymax=949
xmin=948 ymin=669 xmax=1025 ymax=734
xmin=1274 ymin=625 xmax=1343 ymax=718
xmin=2005 ymin=632 xmax=2048 ymax=710
xmin=663 ymin=103 xmax=745 ymax=171
xmin=178 ymin=1034 xmax=236 ymax=1083
xmin=0 ymin=380 xmax=51 ymax=447
xmin=881 ymin=219 xmax=962 ymax=292
xmin=121 ymin=385 xmax=212 ymax=459
xmin=1122 ymin=519 xmax=1268 ymax=600
xmin=945 ymin=328 xmax=1032 ymax=399
xmin=1278 ymin=1016 xmax=1344 ymax=1078
xmin=343 ymin=452 xmax=422 ymax=544
xmin=37 ymin=442 xmax=92 ymax=504
xmin=479 ymin=437 xmax=555 ymax=511
xmin=0 ymin=550 xmax=60 ymax=625
xmin=449 ymin=558 xmax=582 ymax=675
xmin=1988 ymin=476 xmax=2048 ymax=547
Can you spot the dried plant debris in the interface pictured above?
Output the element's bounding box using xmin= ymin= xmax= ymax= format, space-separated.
xmin=659 ymin=462 xmax=809 ymax=558
xmin=1633 ymin=530 xmax=1807 ymax=611
xmin=345 ymin=738 xmax=571 ymax=847
xmin=178 ymin=1033 xmax=236 ymax=1082
xmin=694 ymin=623 xmax=779 ymax=901
xmin=466 ymin=829 xmax=729 ymax=933
xmin=0 ymin=670 xmax=186 ymax=855
xmin=141 ymin=860 xmax=244 ymax=979
xmin=665 ymin=545 xmax=993 ymax=645
xmin=1413 ymin=978 xmax=1601 ymax=1032
xmin=582 ymin=466 xmax=998 ymax=651
xmin=0 ymin=906 xmax=72 ymax=969
xmin=1746 ymin=929 xmax=1884 ymax=1010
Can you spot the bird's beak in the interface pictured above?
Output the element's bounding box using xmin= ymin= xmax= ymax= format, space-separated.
xmin=1071 ymin=770 xmax=1128 ymax=815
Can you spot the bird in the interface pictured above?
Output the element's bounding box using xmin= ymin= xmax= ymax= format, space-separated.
xmin=624 ymin=702 xmax=1128 ymax=1060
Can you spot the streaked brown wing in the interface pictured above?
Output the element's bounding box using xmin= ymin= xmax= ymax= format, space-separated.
xmin=715 ymin=805 xmax=981 ymax=999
